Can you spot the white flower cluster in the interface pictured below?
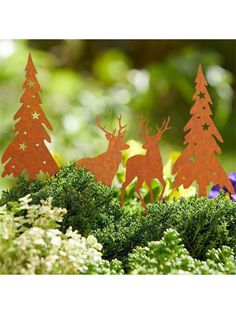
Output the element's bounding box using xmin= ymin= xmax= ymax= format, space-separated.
xmin=0 ymin=195 xmax=114 ymax=274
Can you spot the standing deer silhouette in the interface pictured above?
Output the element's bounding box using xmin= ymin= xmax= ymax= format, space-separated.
xmin=76 ymin=115 xmax=129 ymax=186
xmin=120 ymin=116 xmax=171 ymax=208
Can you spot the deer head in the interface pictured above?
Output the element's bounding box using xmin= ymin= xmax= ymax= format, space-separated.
xmin=140 ymin=116 xmax=171 ymax=149
xmin=96 ymin=114 xmax=129 ymax=152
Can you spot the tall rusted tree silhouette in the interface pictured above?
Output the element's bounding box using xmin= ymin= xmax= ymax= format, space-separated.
xmin=121 ymin=116 xmax=171 ymax=208
xmin=76 ymin=115 xmax=129 ymax=186
xmin=1 ymin=53 xmax=59 ymax=179
xmin=172 ymin=64 xmax=234 ymax=196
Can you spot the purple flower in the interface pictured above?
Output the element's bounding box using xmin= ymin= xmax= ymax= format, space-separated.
xmin=209 ymin=172 xmax=236 ymax=201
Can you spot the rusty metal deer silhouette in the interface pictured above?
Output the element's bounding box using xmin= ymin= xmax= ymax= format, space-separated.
xmin=76 ymin=115 xmax=129 ymax=186
xmin=120 ymin=116 xmax=171 ymax=208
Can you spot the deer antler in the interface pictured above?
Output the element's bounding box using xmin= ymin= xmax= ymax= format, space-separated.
xmin=117 ymin=114 xmax=127 ymax=136
xmin=139 ymin=116 xmax=150 ymax=140
xmin=156 ymin=116 xmax=171 ymax=134
xmin=96 ymin=116 xmax=116 ymax=136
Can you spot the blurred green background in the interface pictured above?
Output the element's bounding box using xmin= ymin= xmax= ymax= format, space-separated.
xmin=0 ymin=40 xmax=235 ymax=191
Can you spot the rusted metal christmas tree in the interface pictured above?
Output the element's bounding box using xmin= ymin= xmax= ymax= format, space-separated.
xmin=1 ymin=53 xmax=59 ymax=179
xmin=172 ymin=64 xmax=234 ymax=196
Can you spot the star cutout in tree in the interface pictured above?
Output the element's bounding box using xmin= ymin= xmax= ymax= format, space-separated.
xmin=202 ymin=123 xmax=210 ymax=131
xmin=198 ymin=91 xmax=205 ymax=99
xmin=27 ymin=80 xmax=35 ymax=88
xmin=19 ymin=143 xmax=27 ymax=151
xmin=32 ymin=112 xmax=40 ymax=119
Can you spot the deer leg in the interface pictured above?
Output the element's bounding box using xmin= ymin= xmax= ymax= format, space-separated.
xmin=146 ymin=180 xmax=154 ymax=203
xmin=158 ymin=176 xmax=166 ymax=200
xmin=120 ymin=177 xmax=133 ymax=207
xmin=135 ymin=180 xmax=146 ymax=208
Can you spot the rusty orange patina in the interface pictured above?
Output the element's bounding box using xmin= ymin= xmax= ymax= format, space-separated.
xmin=76 ymin=115 xmax=129 ymax=186
xmin=1 ymin=53 xmax=59 ymax=179
xmin=121 ymin=116 xmax=171 ymax=208
xmin=172 ymin=64 xmax=234 ymax=196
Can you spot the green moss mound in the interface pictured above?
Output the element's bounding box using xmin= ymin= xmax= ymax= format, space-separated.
xmin=1 ymin=164 xmax=236 ymax=263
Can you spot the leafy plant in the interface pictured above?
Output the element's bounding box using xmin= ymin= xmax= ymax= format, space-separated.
xmin=128 ymin=229 xmax=236 ymax=274
xmin=95 ymin=193 xmax=236 ymax=262
xmin=141 ymin=194 xmax=236 ymax=259
xmin=1 ymin=166 xmax=236 ymax=263
xmin=0 ymin=165 xmax=118 ymax=236
xmin=0 ymin=194 xmax=123 ymax=274
xmin=1 ymin=192 xmax=236 ymax=274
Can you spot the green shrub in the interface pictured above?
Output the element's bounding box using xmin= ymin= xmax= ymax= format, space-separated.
xmin=128 ymin=229 xmax=236 ymax=274
xmin=0 ymin=194 xmax=123 ymax=274
xmin=0 ymin=165 xmax=119 ymax=236
xmin=1 ymin=165 xmax=236 ymax=263
xmin=204 ymin=246 xmax=236 ymax=274
xmin=139 ymin=195 xmax=236 ymax=260
xmin=95 ymin=194 xmax=236 ymax=262
xmin=2 ymin=194 xmax=236 ymax=275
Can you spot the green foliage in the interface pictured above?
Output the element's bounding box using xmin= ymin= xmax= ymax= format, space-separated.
xmin=1 ymin=180 xmax=236 ymax=274
xmin=0 ymin=175 xmax=45 ymax=205
xmin=128 ymin=229 xmax=236 ymax=274
xmin=93 ymin=49 xmax=131 ymax=84
xmin=0 ymin=194 xmax=123 ymax=274
xmin=139 ymin=194 xmax=236 ymax=260
xmin=95 ymin=193 xmax=236 ymax=262
xmin=0 ymin=165 xmax=118 ymax=236
xmin=1 ymin=165 xmax=236 ymax=264
xmin=205 ymin=246 xmax=236 ymax=274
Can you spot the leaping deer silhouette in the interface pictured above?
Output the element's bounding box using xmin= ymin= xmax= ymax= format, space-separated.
xmin=76 ymin=115 xmax=129 ymax=186
xmin=121 ymin=116 xmax=171 ymax=208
